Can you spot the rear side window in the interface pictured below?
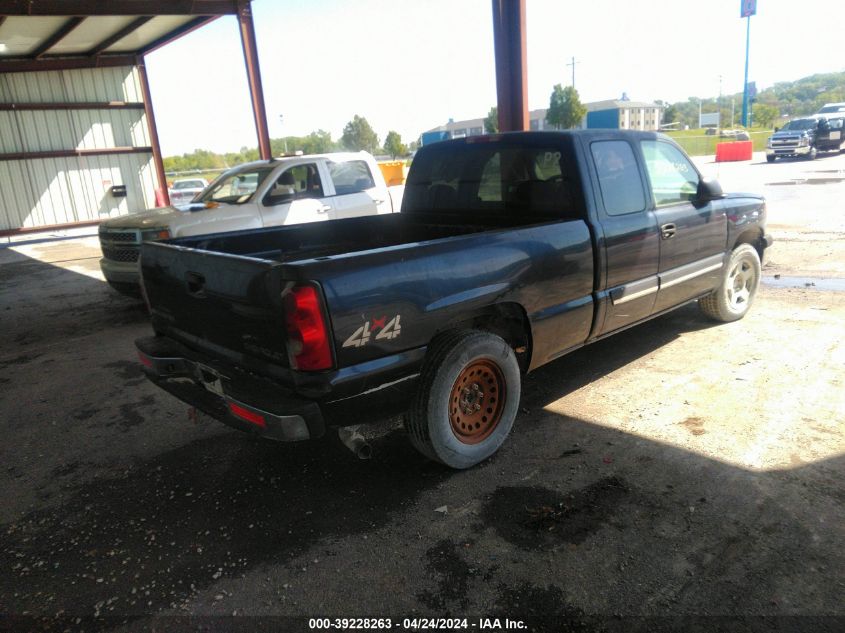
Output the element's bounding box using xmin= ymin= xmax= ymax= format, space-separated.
xmin=640 ymin=140 xmax=699 ymax=206
xmin=590 ymin=141 xmax=646 ymax=216
xmin=403 ymin=143 xmax=573 ymax=218
xmin=328 ymin=160 xmax=375 ymax=195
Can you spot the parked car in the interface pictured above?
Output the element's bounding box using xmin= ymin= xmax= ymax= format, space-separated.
xmin=168 ymin=178 xmax=208 ymax=206
xmin=817 ymin=102 xmax=845 ymax=114
xmin=98 ymin=152 xmax=404 ymax=295
xmin=766 ymin=115 xmax=845 ymax=162
xmin=136 ymin=131 xmax=771 ymax=469
xmin=719 ymin=129 xmax=751 ymax=140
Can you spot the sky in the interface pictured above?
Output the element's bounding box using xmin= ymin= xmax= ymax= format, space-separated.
xmin=145 ymin=0 xmax=845 ymax=157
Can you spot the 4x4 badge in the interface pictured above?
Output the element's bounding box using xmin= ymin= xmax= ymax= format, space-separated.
xmin=342 ymin=315 xmax=402 ymax=348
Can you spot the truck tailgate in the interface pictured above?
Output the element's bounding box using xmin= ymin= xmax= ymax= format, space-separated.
xmin=140 ymin=242 xmax=290 ymax=370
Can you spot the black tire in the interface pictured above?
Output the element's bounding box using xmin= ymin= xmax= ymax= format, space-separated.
xmin=766 ymin=155 xmax=776 ymax=163
xmin=107 ymin=280 xmax=142 ymax=298
xmin=806 ymin=146 xmax=817 ymax=160
xmin=405 ymin=329 xmax=520 ymax=469
xmin=699 ymin=244 xmax=761 ymax=322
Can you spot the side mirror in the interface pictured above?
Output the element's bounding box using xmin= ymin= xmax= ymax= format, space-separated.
xmin=697 ymin=179 xmax=723 ymax=203
xmin=774 ymin=126 xmax=779 ymax=132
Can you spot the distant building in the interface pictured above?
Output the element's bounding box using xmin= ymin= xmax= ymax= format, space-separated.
xmin=422 ymin=99 xmax=663 ymax=145
xmin=584 ymin=99 xmax=663 ymax=131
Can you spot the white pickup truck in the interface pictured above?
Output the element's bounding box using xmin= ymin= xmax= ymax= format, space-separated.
xmin=98 ymin=151 xmax=404 ymax=294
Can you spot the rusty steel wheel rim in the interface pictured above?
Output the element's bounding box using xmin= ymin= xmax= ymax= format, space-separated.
xmin=449 ymin=359 xmax=506 ymax=445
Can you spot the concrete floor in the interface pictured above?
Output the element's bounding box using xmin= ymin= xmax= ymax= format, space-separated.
xmin=0 ymin=151 xmax=843 ymax=631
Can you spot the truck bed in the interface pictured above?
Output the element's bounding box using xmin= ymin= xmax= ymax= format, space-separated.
xmin=141 ymin=210 xmax=594 ymax=383
xmin=166 ymin=211 xmax=558 ymax=263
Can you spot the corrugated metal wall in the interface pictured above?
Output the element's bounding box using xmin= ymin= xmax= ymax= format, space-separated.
xmin=0 ymin=66 xmax=158 ymax=232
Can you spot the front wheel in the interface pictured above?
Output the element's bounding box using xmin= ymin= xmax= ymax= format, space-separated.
xmin=766 ymin=155 xmax=776 ymax=163
xmin=806 ymin=146 xmax=818 ymax=160
xmin=405 ymin=330 xmax=521 ymax=469
xmin=699 ymin=244 xmax=761 ymax=322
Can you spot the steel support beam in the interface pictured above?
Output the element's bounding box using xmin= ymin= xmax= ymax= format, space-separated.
xmin=136 ymin=56 xmax=170 ymax=207
xmin=491 ymin=0 xmax=528 ymax=132
xmin=0 ymin=146 xmax=151 ymax=161
xmin=0 ymin=1 xmax=239 ymax=16
xmin=0 ymin=54 xmax=136 ymax=73
xmin=237 ymin=0 xmax=271 ymax=160
xmin=0 ymin=102 xmax=145 ymax=110
xmin=86 ymin=16 xmax=152 ymax=56
xmin=141 ymin=15 xmax=218 ymax=56
xmin=30 ymin=16 xmax=85 ymax=58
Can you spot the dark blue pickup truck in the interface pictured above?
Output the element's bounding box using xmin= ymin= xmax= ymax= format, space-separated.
xmin=136 ymin=131 xmax=772 ymax=468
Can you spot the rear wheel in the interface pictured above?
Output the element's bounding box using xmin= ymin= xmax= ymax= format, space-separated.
xmin=405 ymin=330 xmax=520 ymax=469
xmin=699 ymin=244 xmax=761 ymax=322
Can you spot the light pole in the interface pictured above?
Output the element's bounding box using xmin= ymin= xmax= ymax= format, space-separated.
xmin=279 ymin=114 xmax=288 ymax=154
xmin=740 ymin=1 xmax=756 ymax=127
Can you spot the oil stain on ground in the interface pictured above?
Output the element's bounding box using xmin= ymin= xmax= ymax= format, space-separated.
xmin=680 ymin=417 xmax=706 ymax=436
xmin=493 ymin=583 xmax=599 ymax=632
xmin=481 ymin=477 xmax=629 ymax=550
xmin=416 ymin=539 xmax=473 ymax=611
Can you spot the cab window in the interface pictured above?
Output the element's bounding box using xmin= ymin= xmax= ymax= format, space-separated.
xmin=403 ymin=143 xmax=574 ymax=219
xmin=590 ymin=141 xmax=646 ymax=216
xmin=328 ymin=160 xmax=375 ymax=195
xmin=640 ymin=141 xmax=699 ymax=206
xmin=263 ymin=164 xmax=323 ymax=206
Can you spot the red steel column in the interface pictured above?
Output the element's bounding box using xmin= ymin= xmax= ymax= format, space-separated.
xmin=491 ymin=0 xmax=529 ymax=132
xmin=237 ymin=0 xmax=271 ymax=160
xmin=137 ymin=55 xmax=170 ymax=207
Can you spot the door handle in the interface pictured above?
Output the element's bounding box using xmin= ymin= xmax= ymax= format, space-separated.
xmin=185 ymin=271 xmax=206 ymax=297
xmin=372 ymin=199 xmax=385 ymax=205
xmin=661 ymin=223 xmax=677 ymax=239
xmin=317 ymin=205 xmax=331 ymax=213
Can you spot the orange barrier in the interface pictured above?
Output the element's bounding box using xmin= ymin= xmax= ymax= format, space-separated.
xmin=377 ymin=161 xmax=409 ymax=186
xmin=715 ymin=141 xmax=753 ymax=162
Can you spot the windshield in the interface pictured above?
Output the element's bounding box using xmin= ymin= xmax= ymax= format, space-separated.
xmin=819 ymin=105 xmax=845 ymax=113
xmin=172 ymin=180 xmax=205 ymax=190
xmin=196 ymin=168 xmax=273 ymax=204
xmin=781 ymin=119 xmax=817 ymax=131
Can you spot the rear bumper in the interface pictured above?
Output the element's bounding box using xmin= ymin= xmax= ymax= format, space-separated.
xmin=136 ymin=336 xmax=325 ymax=442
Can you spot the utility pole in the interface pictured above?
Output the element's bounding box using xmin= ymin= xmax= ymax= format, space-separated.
xmin=718 ymin=75 xmax=723 ymax=130
xmin=279 ymin=114 xmax=288 ymax=154
xmin=566 ymin=56 xmax=577 ymax=89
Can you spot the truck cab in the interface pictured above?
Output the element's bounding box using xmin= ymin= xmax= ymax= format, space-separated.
xmin=98 ymin=151 xmax=403 ymax=294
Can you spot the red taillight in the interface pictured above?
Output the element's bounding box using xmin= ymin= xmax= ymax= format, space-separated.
xmin=138 ymin=351 xmax=153 ymax=368
xmin=283 ymin=284 xmax=333 ymax=371
xmin=228 ymin=402 xmax=266 ymax=428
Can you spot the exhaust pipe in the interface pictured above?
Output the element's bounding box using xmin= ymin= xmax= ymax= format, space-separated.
xmin=338 ymin=426 xmax=373 ymax=460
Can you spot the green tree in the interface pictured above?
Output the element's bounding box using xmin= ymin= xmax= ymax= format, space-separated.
xmin=341 ymin=115 xmax=379 ymax=153
xmin=383 ymin=131 xmax=407 ymax=159
xmin=753 ymin=103 xmax=779 ymax=129
xmin=484 ymin=106 xmax=499 ymax=133
xmin=301 ymin=129 xmax=337 ymax=154
xmin=546 ymin=84 xmax=587 ymax=130
xmin=662 ymin=104 xmax=679 ymax=125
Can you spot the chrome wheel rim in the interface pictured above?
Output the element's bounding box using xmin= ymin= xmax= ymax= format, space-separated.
xmin=725 ymin=257 xmax=756 ymax=311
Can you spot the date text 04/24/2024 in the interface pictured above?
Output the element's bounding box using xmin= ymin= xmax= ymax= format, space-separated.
xmin=308 ymin=618 xmax=527 ymax=630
